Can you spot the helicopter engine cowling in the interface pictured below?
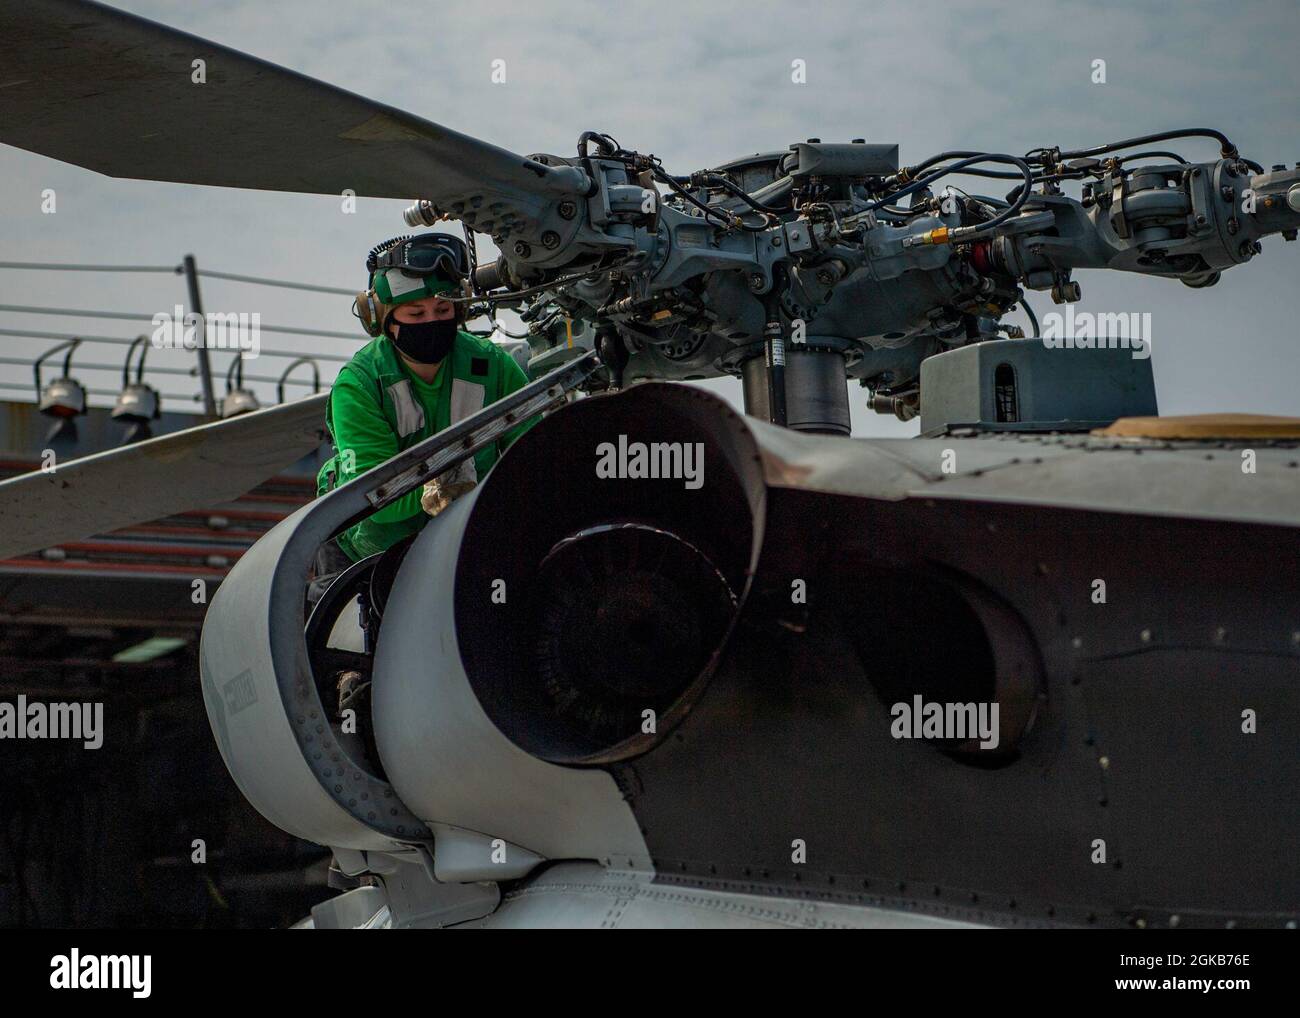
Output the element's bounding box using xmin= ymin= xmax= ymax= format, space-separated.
xmin=369 ymin=385 xmax=769 ymax=879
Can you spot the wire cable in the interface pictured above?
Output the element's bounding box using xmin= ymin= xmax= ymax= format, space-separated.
xmin=0 ymin=304 xmax=363 ymax=341
xmin=1118 ymin=150 xmax=1190 ymax=165
xmin=0 ymin=327 xmax=352 ymax=363
xmin=0 ymin=261 xmax=175 ymax=273
xmin=0 ymin=355 xmax=319 ymax=385
xmin=193 ymin=269 xmax=354 ymax=295
xmin=431 ymin=255 xmax=637 ymax=305
xmin=869 ymin=154 xmax=1035 ymax=238
xmin=1019 ymin=299 xmax=1040 ymax=339
xmin=1053 ymin=128 xmax=1239 ymax=161
xmin=0 ymin=260 xmax=355 ymax=294
xmin=870 ymin=154 xmax=1032 ymax=210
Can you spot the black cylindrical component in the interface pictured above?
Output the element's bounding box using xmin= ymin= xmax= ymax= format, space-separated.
xmin=784 ymin=349 xmax=851 ymax=435
xmin=764 ymin=321 xmax=787 ymax=427
xmin=740 ymin=354 xmax=771 ymax=421
xmin=473 ymin=258 xmax=505 ymax=291
xmin=596 ymin=326 xmax=629 ymax=389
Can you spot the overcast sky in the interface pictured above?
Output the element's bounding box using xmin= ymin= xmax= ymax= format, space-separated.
xmin=1 ymin=0 xmax=1297 ymax=437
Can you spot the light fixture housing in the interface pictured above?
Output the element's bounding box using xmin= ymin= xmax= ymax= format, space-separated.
xmin=112 ymin=335 xmax=162 ymax=436
xmin=39 ymin=375 xmax=87 ymax=418
xmin=222 ymin=353 xmax=261 ymax=417
xmin=35 ymin=338 xmax=88 ymax=442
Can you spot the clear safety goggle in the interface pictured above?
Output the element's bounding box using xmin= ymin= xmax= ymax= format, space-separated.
xmin=372 ymin=234 xmax=469 ymax=279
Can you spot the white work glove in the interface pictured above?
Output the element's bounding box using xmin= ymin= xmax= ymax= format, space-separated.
xmin=421 ymin=458 xmax=477 ymax=517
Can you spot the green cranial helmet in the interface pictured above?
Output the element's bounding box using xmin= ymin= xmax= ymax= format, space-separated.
xmin=372 ymin=267 xmax=458 ymax=305
xmin=356 ymin=232 xmax=469 ymax=337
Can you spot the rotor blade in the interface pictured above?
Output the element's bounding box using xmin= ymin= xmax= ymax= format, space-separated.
xmin=0 ymin=393 xmax=328 ymax=560
xmin=0 ymin=0 xmax=587 ymax=227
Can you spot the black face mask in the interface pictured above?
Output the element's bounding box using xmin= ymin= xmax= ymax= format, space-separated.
xmin=390 ymin=318 xmax=457 ymax=364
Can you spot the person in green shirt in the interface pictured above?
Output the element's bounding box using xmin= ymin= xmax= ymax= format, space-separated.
xmin=315 ymin=233 xmax=536 ymax=570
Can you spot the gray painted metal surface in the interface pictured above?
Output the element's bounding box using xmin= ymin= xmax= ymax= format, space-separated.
xmin=0 ymin=0 xmax=589 ymax=208
xmin=919 ymin=338 xmax=1158 ymax=435
xmin=199 ymin=504 xmax=412 ymax=853
xmin=372 ymin=492 xmax=654 ymax=878
xmin=746 ymin=412 xmax=1300 ymax=527
xmin=459 ymin=863 xmax=982 ymax=929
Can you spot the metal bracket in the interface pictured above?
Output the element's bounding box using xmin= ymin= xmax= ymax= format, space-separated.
xmin=1109 ymin=172 xmax=1130 ymax=239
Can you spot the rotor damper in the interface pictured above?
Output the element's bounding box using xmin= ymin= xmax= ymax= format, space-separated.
xmin=740 ymin=345 xmax=851 ymax=435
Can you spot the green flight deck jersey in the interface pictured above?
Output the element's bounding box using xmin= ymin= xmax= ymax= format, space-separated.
xmin=317 ymin=331 xmax=535 ymax=561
